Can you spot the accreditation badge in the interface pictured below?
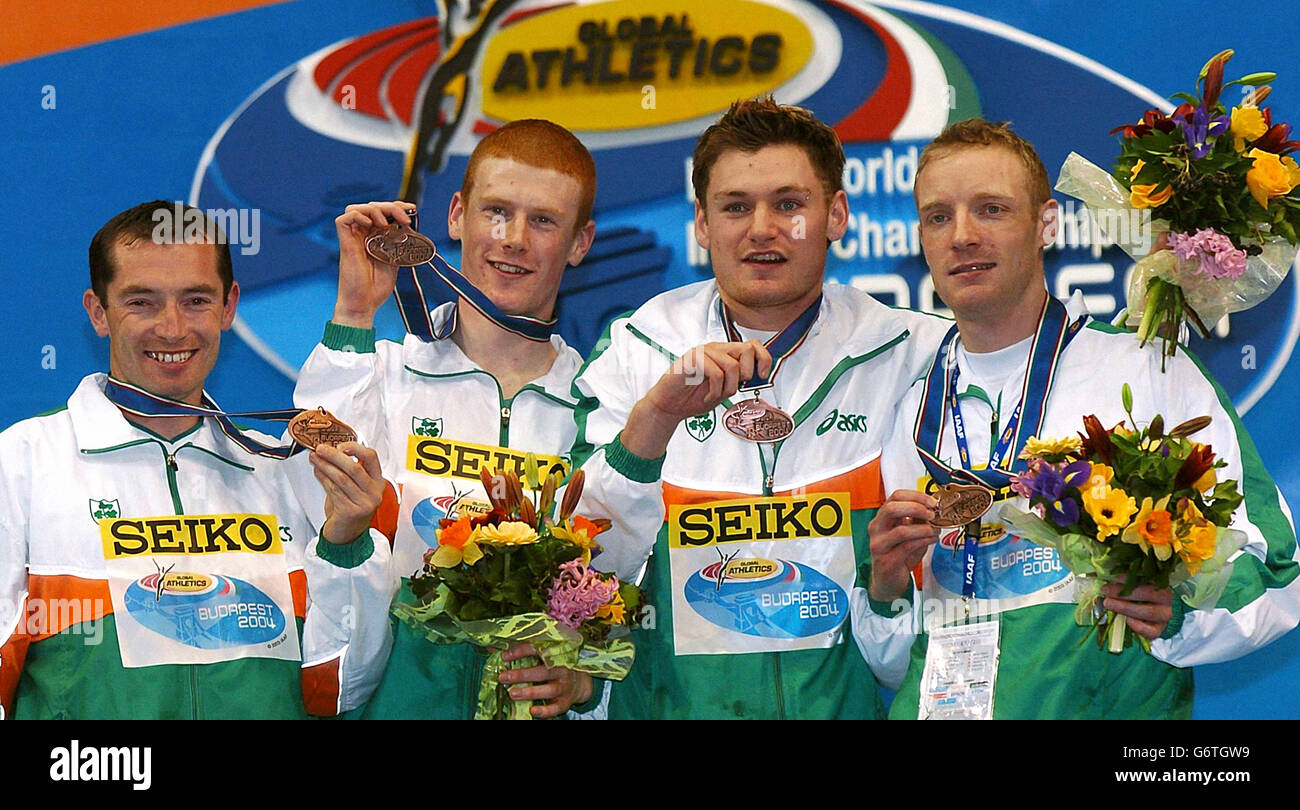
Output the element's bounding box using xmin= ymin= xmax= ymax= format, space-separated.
xmin=667 ymin=492 xmax=856 ymax=656
xmin=396 ymin=433 xmax=569 ymax=577
xmin=99 ymin=513 xmax=300 ymax=668
xmin=918 ymin=620 xmax=1000 ymax=720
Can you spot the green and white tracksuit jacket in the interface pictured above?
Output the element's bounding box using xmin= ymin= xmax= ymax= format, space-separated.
xmin=0 ymin=374 xmax=398 ymax=719
xmin=571 ymin=280 xmax=950 ymax=719
xmin=294 ymin=306 xmax=602 ymax=719
xmin=855 ymin=297 xmax=1300 ymax=719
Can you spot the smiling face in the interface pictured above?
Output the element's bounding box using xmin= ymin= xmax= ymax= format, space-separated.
xmin=695 ymin=143 xmax=848 ymax=330
xmin=83 ymin=240 xmax=238 ymax=404
xmin=447 ymin=157 xmax=595 ymax=321
xmin=914 ymin=144 xmax=1056 ymax=349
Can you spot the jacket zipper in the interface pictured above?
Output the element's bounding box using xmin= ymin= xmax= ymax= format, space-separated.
xmin=773 ymin=655 xmax=786 ymax=720
xmin=161 ymin=448 xmax=200 ymax=718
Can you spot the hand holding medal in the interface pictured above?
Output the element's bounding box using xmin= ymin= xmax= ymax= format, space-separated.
xmin=333 ymin=201 xmax=422 ymax=328
xmin=622 ymin=340 xmax=774 ymax=460
xmin=718 ymin=294 xmax=822 ymax=443
xmin=867 ymin=490 xmax=942 ymax=602
xmin=308 ymin=441 xmax=386 ymax=547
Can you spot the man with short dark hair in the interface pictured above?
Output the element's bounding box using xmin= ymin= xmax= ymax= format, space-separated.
xmin=0 ymin=200 xmax=398 ymax=719
xmin=570 ymin=97 xmax=948 ymax=719
xmin=857 ymin=119 xmax=1300 ymax=719
xmin=295 ymin=119 xmax=601 ymax=718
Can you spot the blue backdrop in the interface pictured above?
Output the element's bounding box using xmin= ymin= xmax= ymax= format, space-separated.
xmin=1 ymin=0 xmax=1296 ymax=719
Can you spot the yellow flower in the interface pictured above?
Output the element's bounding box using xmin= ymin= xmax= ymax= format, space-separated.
xmin=1082 ymin=483 xmax=1137 ymax=541
xmin=1127 ymin=160 xmax=1174 ymax=209
xmin=1174 ymin=499 xmax=1218 ymax=576
xmin=1122 ymin=496 xmax=1174 ymax=560
xmin=474 ymin=521 xmax=539 ymax=546
xmin=1130 ymin=183 xmax=1173 ymax=209
xmin=595 ymin=591 xmax=626 ymax=625
xmin=430 ymin=516 xmax=484 ymax=568
xmin=550 ymin=516 xmax=604 ymax=564
xmin=1020 ymin=435 xmax=1082 ymax=459
xmin=1245 ymin=148 xmax=1300 ymax=208
xmin=1086 ymin=463 xmax=1114 ymax=488
xmin=1192 ymin=465 xmax=1218 ymax=493
xmin=1231 ymin=106 xmax=1268 ymax=151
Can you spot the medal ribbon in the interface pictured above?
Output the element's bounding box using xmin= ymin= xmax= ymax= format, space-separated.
xmin=392 ymin=215 xmax=556 ymax=343
xmin=914 ymin=296 xmax=1085 ymax=489
xmin=103 ymin=377 xmax=306 ymax=459
xmin=718 ymin=294 xmax=823 ymax=392
xmin=913 ymin=297 xmax=1085 ymax=601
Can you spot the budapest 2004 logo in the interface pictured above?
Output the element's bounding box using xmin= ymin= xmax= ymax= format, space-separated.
xmin=684 ymin=556 xmax=847 ymax=638
xmin=124 ymin=571 xmax=286 ymax=649
xmin=194 ymin=0 xmax=1294 ymax=411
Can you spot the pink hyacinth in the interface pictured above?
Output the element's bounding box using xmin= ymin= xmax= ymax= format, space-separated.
xmin=546 ymin=559 xmax=618 ymax=629
xmin=1168 ymin=228 xmax=1248 ymax=280
xmin=1009 ymin=457 xmax=1046 ymax=499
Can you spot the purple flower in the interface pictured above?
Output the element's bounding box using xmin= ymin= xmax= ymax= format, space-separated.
xmin=1168 ymin=228 xmax=1249 ymax=280
xmin=1179 ymin=104 xmax=1230 ymax=159
xmin=1009 ymin=457 xmax=1045 ymax=498
xmin=1029 ymin=460 xmax=1090 ymax=527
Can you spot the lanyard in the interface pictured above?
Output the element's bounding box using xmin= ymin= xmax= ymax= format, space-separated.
xmin=103 ymin=377 xmax=306 ymax=459
xmin=395 ymin=252 xmax=556 ymax=343
xmin=718 ymin=294 xmax=822 ymax=392
xmin=913 ymin=296 xmax=1086 ymax=600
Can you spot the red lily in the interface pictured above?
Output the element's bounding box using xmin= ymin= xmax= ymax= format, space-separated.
xmin=1175 ymin=443 xmax=1217 ymax=491
xmin=1252 ymin=115 xmax=1300 ymax=155
xmin=1110 ymin=108 xmax=1180 ymax=138
xmin=1202 ymin=51 xmax=1229 ymax=110
xmin=1078 ymin=414 xmax=1114 ymax=465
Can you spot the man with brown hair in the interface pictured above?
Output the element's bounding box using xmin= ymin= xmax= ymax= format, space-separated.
xmin=294 ymin=118 xmax=600 ymax=718
xmin=570 ymin=97 xmax=948 ymax=719
xmin=0 ymin=200 xmax=397 ymax=719
xmin=857 ymin=118 xmax=1300 ymax=719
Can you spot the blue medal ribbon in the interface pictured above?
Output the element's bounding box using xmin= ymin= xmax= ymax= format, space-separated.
xmin=912 ymin=296 xmax=1086 ymax=600
xmin=395 ymin=252 xmax=557 ymax=344
xmin=103 ymin=377 xmax=306 ymax=459
xmin=718 ymin=294 xmax=823 ymax=392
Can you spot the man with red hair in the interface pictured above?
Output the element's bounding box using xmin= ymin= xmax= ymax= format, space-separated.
xmin=295 ymin=119 xmax=600 ymax=718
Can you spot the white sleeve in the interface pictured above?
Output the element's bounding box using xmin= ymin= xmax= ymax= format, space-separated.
xmin=571 ymin=317 xmax=670 ymax=583
xmin=279 ymin=434 xmax=399 ymax=716
xmin=1149 ymin=352 xmax=1300 ymax=667
xmin=294 ymin=323 xmax=395 ymax=468
xmin=850 ymin=393 xmax=923 ymax=689
xmin=0 ymin=430 xmax=31 ymax=720
xmin=300 ymin=529 xmax=399 ymax=714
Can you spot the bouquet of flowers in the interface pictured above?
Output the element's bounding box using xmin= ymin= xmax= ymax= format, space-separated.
xmin=393 ymin=458 xmax=643 ymax=719
xmin=1055 ymin=49 xmax=1300 ymax=367
xmin=999 ymin=385 xmax=1246 ymax=653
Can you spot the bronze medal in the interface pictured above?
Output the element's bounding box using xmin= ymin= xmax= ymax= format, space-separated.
xmin=365 ymin=223 xmax=437 ymax=266
xmin=723 ymin=395 xmax=794 ymax=443
xmin=288 ymin=408 xmax=357 ymax=451
xmin=929 ymin=483 xmax=994 ymax=528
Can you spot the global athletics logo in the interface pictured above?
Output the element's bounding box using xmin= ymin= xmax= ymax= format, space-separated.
xmin=193 ymin=0 xmax=1296 ymax=412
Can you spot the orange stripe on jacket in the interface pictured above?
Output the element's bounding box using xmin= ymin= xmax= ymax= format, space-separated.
xmin=301 ymin=651 xmax=343 ymax=717
xmin=1 ymin=575 xmax=112 ymax=716
xmin=369 ymin=481 xmax=400 ymax=545
xmin=661 ymin=457 xmax=885 ymax=513
xmin=290 ymin=568 xmax=307 ymax=619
